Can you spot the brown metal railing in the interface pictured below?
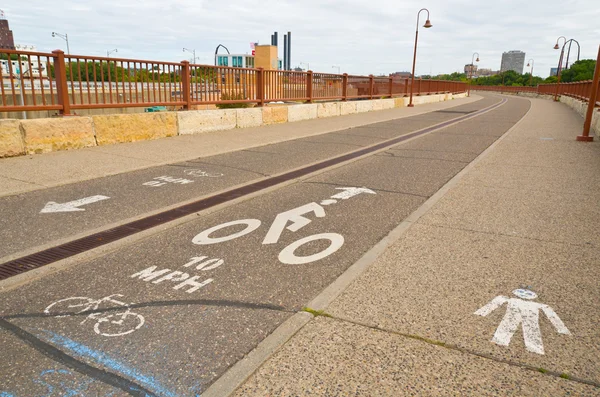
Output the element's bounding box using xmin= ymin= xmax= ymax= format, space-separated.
xmin=472 ymin=82 xmax=600 ymax=107
xmin=63 ymin=53 xmax=186 ymax=110
xmin=0 ymin=49 xmax=469 ymax=115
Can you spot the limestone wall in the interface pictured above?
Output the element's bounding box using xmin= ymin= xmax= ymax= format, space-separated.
xmin=0 ymin=92 xmax=467 ymax=158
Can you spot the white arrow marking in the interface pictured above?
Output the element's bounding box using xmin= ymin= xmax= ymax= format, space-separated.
xmin=330 ymin=187 xmax=376 ymax=201
xmin=40 ymin=195 xmax=110 ymax=213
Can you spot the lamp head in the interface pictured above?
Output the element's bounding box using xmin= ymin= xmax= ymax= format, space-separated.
xmin=424 ymin=19 xmax=432 ymax=28
xmin=475 ymin=57 xmax=480 ymax=62
xmin=553 ymin=43 xmax=559 ymax=50
xmin=527 ymin=63 xmax=530 ymax=67
xmin=52 ymin=32 xmax=55 ymax=37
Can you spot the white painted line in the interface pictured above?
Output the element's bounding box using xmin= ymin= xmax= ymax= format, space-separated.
xmin=40 ymin=195 xmax=110 ymax=213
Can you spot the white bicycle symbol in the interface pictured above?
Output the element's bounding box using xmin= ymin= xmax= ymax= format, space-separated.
xmin=193 ymin=189 xmax=376 ymax=265
xmin=184 ymin=169 xmax=224 ymax=178
xmin=44 ymin=294 xmax=145 ymax=337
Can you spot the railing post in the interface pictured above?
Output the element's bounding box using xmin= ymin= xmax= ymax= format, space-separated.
xmin=52 ymin=50 xmax=71 ymax=116
xmin=306 ymin=70 xmax=313 ymax=103
xmin=388 ymin=75 xmax=393 ymax=98
xmin=369 ymin=75 xmax=374 ymax=99
xmin=578 ymin=45 xmax=600 ymax=142
xmin=256 ymin=68 xmax=265 ymax=107
xmin=180 ymin=61 xmax=192 ymax=110
xmin=342 ymin=73 xmax=348 ymax=101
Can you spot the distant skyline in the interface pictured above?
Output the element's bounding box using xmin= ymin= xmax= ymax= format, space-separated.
xmin=3 ymin=0 xmax=599 ymax=78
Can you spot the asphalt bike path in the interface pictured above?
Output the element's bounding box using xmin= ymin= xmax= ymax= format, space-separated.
xmin=0 ymin=97 xmax=499 ymax=263
xmin=0 ymin=94 xmax=530 ymax=396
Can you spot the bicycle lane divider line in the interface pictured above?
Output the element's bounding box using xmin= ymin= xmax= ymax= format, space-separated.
xmin=0 ymin=98 xmax=507 ymax=283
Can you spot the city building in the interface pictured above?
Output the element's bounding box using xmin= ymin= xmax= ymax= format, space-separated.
xmin=550 ymin=67 xmax=558 ymax=76
xmin=0 ymin=11 xmax=15 ymax=50
xmin=216 ymin=46 xmax=282 ymax=70
xmin=474 ymin=68 xmax=498 ymax=78
xmin=464 ymin=64 xmax=478 ymax=75
xmin=500 ymin=50 xmax=525 ymax=74
xmin=391 ymin=71 xmax=412 ymax=80
xmin=1 ymin=45 xmax=47 ymax=78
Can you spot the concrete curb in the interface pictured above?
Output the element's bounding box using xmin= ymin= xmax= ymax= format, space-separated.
xmin=201 ymin=312 xmax=313 ymax=397
xmin=201 ymin=95 xmax=517 ymax=397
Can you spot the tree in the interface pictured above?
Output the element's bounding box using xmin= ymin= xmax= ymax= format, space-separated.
xmin=0 ymin=54 xmax=26 ymax=61
xmin=560 ymin=59 xmax=596 ymax=82
xmin=435 ymin=72 xmax=467 ymax=82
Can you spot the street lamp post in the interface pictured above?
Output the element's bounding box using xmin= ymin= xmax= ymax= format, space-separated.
xmin=18 ymin=62 xmax=28 ymax=119
xmin=564 ymin=39 xmax=580 ymax=69
xmin=107 ymin=48 xmax=118 ymax=58
xmin=332 ymin=65 xmax=341 ymax=74
xmin=408 ymin=8 xmax=432 ymax=107
xmin=467 ymin=52 xmax=479 ymax=97
xmin=183 ymin=48 xmax=197 ymax=63
xmin=553 ymin=36 xmax=567 ymax=102
xmin=51 ymin=32 xmax=70 ymax=54
xmin=526 ymin=59 xmax=534 ymax=86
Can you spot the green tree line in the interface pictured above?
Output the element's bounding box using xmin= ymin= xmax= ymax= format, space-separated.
xmin=48 ymin=61 xmax=218 ymax=83
xmin=425 ymin=59 xmax=595 ymax=86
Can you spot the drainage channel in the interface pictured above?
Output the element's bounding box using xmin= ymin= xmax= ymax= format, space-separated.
xmin=0 ymin=98 xmax=506 ymax=281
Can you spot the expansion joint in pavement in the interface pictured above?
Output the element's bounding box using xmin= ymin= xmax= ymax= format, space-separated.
xmin=316 ymin=314 xmax=600 ymax=389
xmin=420 ymin=222 xmax=599 ymax=249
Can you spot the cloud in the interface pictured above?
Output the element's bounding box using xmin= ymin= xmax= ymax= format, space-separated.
xmin=3 ymin=0 xmax=599 ymax=77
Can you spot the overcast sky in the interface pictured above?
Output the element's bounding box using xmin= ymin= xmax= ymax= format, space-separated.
xmin=5 ymin=0 xmax=599 ymax=77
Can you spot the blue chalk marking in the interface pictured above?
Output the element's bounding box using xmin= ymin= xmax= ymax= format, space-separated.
xmin=34 ymin=368 xmax=97 ymax=397
xmin=37 ymin=329 xmax=177 ymax=397
xmin=0 ymin=392 xmax=16 ymax=397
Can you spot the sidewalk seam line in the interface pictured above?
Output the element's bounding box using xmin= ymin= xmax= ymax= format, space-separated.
xmin=327 ymin=315 xmax=600 ymax=389
xmin=418 ymin=222 xmax=598 ymax=249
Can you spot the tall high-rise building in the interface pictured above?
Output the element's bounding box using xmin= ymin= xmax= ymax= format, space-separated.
xmin=0 ymin=11 xmax=15 ymax=50
xmin=500 ymin=50 xmax=525 ymax=74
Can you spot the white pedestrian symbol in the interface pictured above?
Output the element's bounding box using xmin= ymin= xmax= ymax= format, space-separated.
xmin=474 ymin=289 xmax=570 ymax=355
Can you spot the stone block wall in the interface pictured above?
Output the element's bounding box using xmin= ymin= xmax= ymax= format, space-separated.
xmin=0 ymin=92 xmax=468 ymax=158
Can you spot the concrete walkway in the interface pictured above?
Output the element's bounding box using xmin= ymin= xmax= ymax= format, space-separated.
xmin=229 ymin=97 xmax=600 ymax=395
xmin=0 ymin=96 xmax=480 ymax=198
